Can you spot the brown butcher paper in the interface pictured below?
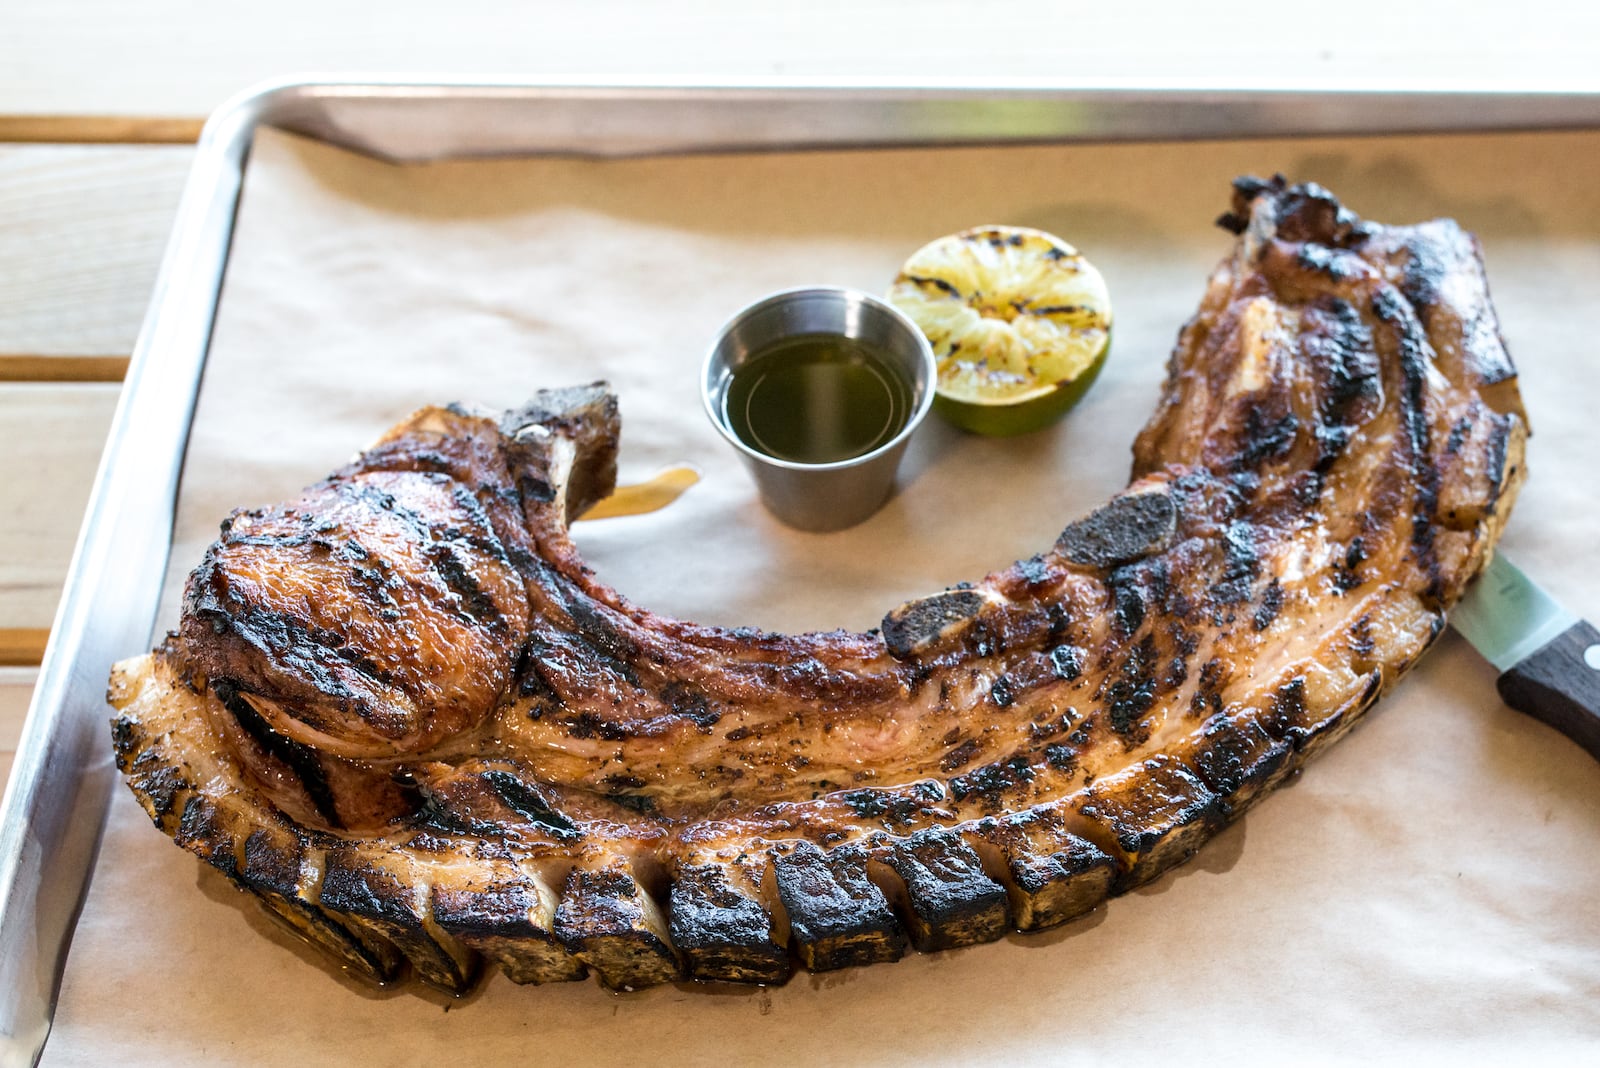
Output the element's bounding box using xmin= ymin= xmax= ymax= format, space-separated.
xmin=44 ymin=124 xmax=1600 ymax=1064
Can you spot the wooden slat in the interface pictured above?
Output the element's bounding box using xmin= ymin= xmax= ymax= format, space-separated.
xmin=0 ymin=630 xmax=51 ymax=668
xmin=0 ymin=355 xmax=128 ymax=382
xmin=0 ymin=116 xmax=203 ymax=145
xmin=0 ymin=145 xmax=192 ymax=360
xmin=0 ymin=667 xmax=36 ymax=797
xmin=0 ymin=385 xmax=121 ymax=658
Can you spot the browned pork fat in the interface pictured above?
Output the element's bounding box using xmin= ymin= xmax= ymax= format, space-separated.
xmin=110 ymin=176 xmax=1527 ymax=992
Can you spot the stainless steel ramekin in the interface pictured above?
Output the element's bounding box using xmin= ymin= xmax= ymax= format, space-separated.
xmin=701 ymin=286 xmax=936 ymax=532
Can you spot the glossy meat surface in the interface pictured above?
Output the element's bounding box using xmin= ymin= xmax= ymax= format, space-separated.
xmin=110 ymin=177 xmax=1527 ymax=992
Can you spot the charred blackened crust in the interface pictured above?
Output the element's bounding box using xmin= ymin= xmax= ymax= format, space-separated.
xmin=501 ymin=382 xmax=620 ymax=523
xmin=111 ymin=178 xmax=1527 ymax=996
xmin=775 ymin=841 xmax=906 ymax=971
xmin=669 ymin=858 xmax=790 ymax=983
xmin=1056 ymin=490 xmax=1178 ymax=569
xmin=881 ymin=589 xmax=994 ymax=660
xmin=1217 ymin=174 xmax=1371 ymax=246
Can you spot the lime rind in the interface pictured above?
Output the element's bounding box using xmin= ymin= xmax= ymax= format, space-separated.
xmin=931 ymin=336 xmax=1110 ymax=437
xmin=888 ymin=224 xmax=1113 ymax=434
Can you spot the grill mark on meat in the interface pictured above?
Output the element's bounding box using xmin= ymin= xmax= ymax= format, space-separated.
xmin=559 ymin=709 xmax=633 ymax=742
xmin=1253 ymin=579 xmax=1284 ymax=630
xmin=344 ymin=480 xmax=513 ymax=629
xmin=1049 ymin=644 xmax=1083 ymax=680
xmin=1400 ymin=231 xmax=1448 ymax=312
xmin=518 ymin=474 xmax=556 ymax=504
xmin=1349 ymin=614 xmax=1377 ymax=672
xmin=1334 ymin=536 xmax=1368 ymax=593
xmin=1162 ymin=651 xmax=1190 ymax=691
xmin=1043 ymin=743 xmax=1078 ymax=773
xmin=1111 ymin=579 xmax=1146 ymax=638
xmin=1304 ymin=297 xmax=1381 ymax=471
xmin=394 ymin=448 xmax=456 ymax=474
xmin=663 ymin=682 xmax=722 ymax=732
xmin=763 ymin=654 xmax=902 ymax=706
xmin=839 ymin=782 xmax=947 ymax=828
xmin=562 ymin=600 xmax=641 ymax=685
xmin=1209 ymin=521 xmax=1259 ymax=606
xmin=218 ymin=531 xmax=315 ymax=550
xmin=1227 ymin=406 xmax=1299 ymax=473
xmin=1373 ymin=288 xmax=1446 ymax=604
xmin=406 ymin=779 xmax=507 ymax=838
xmin=1461 ymin=305 xmax=1519 ymax=386
xmin=1103 ymin=634 xmax=1159 ymax=738
xmin=1484 ymin=418 xmax=1512 ymax=510
xmin=480 ymin=771 xmax=583 ymax=838
xmin=342 ymin=541 xmax=402 ymax=607
xmin=1191 ymin=657 xmax=1226 ymax=717
xmin=1016 ymin=555 xmax=1053 ymax=587
xmin=514 ymin=638 xmax=564 ymax=706
xmin=1045 ymin=601 xmax=1071 ymax=641
xmin=446 ymin=484 xmax=518 ymax=564
xmin=1297 ymin=243 xmax=1363 ymax=281
xmin=948 ymin=756 xmax=1036 ymax=807
xmin=187 ymin=561 xmax=393 ymax=708
xmin=213 ymin=678 xmax=342 ymax=828
xmin=989 ymin=675 xmax=1016 ymax=708
xmin=1261 ymin=676 xmax=1310 ymax=746
xmin=940 ymin=739 xmax=983 ymax=773
xmin=428 ymin=542 xmax=506 ymax=630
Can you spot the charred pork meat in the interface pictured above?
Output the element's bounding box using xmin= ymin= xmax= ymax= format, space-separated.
xmin=110 ymin=177 xmax=1527 ymax=992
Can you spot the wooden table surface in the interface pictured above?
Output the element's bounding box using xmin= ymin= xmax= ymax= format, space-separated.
xmin=1 ymin=1 xmax=1597 ymax=787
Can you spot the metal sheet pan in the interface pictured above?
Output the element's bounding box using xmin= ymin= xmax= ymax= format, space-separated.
xmin=3 ymin=77 xmax=1598 ymax=1066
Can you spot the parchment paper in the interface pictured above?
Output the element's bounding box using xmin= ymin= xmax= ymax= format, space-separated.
xmin=47 ymin=125 xmax=1600 ymax=1065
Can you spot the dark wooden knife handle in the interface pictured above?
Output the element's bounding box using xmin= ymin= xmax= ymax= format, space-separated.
xmin=1497 ymin=619 xmax=1600 ymax=761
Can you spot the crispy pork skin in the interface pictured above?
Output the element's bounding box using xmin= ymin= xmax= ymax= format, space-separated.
xmin=110 ymin=178 xmax=1527 ymax=992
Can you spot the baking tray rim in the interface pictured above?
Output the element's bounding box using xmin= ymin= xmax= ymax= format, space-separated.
xmin=4 ymin=75 xmax=1600 ymax=1067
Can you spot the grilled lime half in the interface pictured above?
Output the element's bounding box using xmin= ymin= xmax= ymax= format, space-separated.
xmin=888 ymin=225 xmax=1112 ymax=436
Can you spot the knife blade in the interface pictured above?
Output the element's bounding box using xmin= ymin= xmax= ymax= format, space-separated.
xmin=1453 ymin=553 xmax=1600 ymax=760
